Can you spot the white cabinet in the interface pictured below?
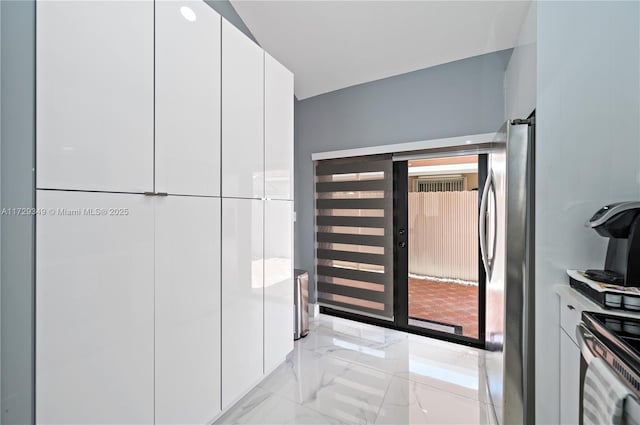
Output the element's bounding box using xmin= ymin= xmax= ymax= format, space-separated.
xmin=36 ymin=1 xmax=154 ymax=193
xmin=221 ymin=19 xmax=265 ymax=199
xmin=558 ymin=289 xmax=581 ymax=425
xmin=264 ymin=200 xmax=294 ymax=372
xmin=35 ymin=5 xmax=295 ymax=422
xmin=560 ymin=329 xmax=580 ymax=425
xmin=264 ymin=54 xmax=294 ymax=200
xmin=36 ymin=190 xmax=155 ymax=425
xmin=155 ymin=196 xmax=221 ymax=424
xmin=222 ymin=198 xmax=264 ymax=408
xmin=155 ymin=1 xmax=221 ymax=196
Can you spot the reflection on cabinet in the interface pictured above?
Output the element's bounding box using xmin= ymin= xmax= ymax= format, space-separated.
xmin=155 ymin=196 xmax=221 ymax=424
xmin=264 ymin=54 xmax=294 ymax=200
xmin=36 ymin=1 xmax=154 ymax=193
xmin=222 ymin=198 xmax=264 ymax=408
xmin=221 ymin=19 xmax=265 ymax=199
xmin=264 ymin=200 xmax=294 ymax=372
xmin=560 ymin=329 xmax=580 ymax=425
xmin=155 ymin=1 xmax=221 ymax=196
xmin=36 ymin=191 xmax=155 ymax=424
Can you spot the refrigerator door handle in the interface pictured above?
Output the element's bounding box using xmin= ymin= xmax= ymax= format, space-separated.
xmin=489 ymin=176 xmax=498 ymax=275
xmin=479 ymin=171 xmax=493 ymax=279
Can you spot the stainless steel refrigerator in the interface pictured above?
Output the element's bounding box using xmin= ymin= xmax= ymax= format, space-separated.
xmin=481 ymin=118 xmax=535 ymax=425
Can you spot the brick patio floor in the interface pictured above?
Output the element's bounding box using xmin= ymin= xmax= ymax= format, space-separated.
xmin=408 ymin=278 xmax=479 ymax=339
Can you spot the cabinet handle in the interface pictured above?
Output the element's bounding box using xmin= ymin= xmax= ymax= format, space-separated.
xmin=143 ymin=192 xmax=169 ymax=197
xmin=567 ymin=304 xmax=575 ymax=310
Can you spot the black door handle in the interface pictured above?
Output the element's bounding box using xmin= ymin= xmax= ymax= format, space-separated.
xmin=399 ymin=241 xmax=406 ymax=248
xmin=399 ymin=228 xmax=406 ymax=235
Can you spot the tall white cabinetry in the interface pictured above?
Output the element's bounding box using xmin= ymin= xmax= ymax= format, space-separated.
xmin=155 ymin=196 xmax=221 ymax=424
xmin=36 ymin=0 xmax=154 ymax=193
xmin=222 ymin=20 xmax=265 ymax=199
xmin=264 ymin=201 xmax=294 ymax=372
xmin=221 ymin=199 xmax=264 ymax=408
xmin=36 ymin=191 xmax=155 ymax=425
xmin=265 ymin=53 xmax=294 ymax=200
xmin=263 ymin=50 xmax=294 ymax=374
xmin=36 ymin=1 xmax=294 ymax=423
xmin=155 ymin=0 xmax=221 ymax=196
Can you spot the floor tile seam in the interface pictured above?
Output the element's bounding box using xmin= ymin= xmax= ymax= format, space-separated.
xmin=309 ymin=347 xmax=398 ymax=379
xmin=387 ymin=373 xmax=496 ymax=407
xmin=268 ymin=381 xmax=377 ymax=425
xmin=370 ymin=366 xmax=395 ymax=425
xmin=265 ymin=389 xmax=350 ymax=424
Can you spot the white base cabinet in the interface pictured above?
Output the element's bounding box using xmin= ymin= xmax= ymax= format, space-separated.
xmin=560 ymin=329 xmax=580 ymax=425
xmin=264 ymin=200 xmax=294 ymax=372
xmin=222 ymin=198 xmax=264 ymax=408
xmin=36 ymin=190 xmax=155 ymax=425
xmin=155 ymin=196 xmax=221 ymax=424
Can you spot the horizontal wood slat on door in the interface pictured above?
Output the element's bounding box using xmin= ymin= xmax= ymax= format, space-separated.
xmin=314 ymin=155 xmax=394 ymax=320
xmin=315 ymin=179 xmax=387 ymax=193
xmin=317 ymin=265 xmax=387 ymax=285
xmin=316 ymin=232 xmax=385 ymax=247
xmin=315 ymin=215 xmax=385 ymax=228
xmin=316 ymin=249 xmax=386 ymax=266
xmin=317 ymin=281 xmax=386 ymax=303
xmin=316 ymin=198 xmax=385 ymax=210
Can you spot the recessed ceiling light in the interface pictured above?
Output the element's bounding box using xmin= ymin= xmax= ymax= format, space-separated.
xmin=180 ymin=6 xmax=196 ymax=22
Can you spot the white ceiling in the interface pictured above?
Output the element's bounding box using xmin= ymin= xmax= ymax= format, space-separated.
xmin=230 ymin=0 xmax=532 ymax=99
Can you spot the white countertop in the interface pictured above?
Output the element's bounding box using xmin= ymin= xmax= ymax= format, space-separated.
xmin=554 ymin=283 xmax=640 ymax=319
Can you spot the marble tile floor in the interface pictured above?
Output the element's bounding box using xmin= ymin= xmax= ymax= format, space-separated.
xmin=215 ymin=314 xmax=499 ymax=425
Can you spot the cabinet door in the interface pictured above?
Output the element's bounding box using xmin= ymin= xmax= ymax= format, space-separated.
xmin=560 ymin=329 xmax=580 ymax=425
xmin=222 ymin=198 xmax=264 ymax=408
xmin=221 ymin=19 xmax=264 ymax=199
xmin=155 ymin=196 xmax=221 ymax=424
xmin=264 ymin=200 xmax=294 ymax=372
xmin=36 ymin=191 xmax=154 ymax=424
xmin=264 ymin=54 xmax=294 ymax=200
xmin=36 ymin=1 xmax=153 ymax=193
xmin=155 ymin=1 xmax=221 ymax=196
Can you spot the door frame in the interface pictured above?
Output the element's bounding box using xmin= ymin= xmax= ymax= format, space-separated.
xmin=392 ymin=155 xmax=487 ymax=348
xmin=320 ymin=152 xmax=489 ymax=349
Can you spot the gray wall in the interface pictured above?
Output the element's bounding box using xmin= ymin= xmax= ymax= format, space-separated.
xmin=1 ymin=1 xmax=36 ymax=424
xmin=535 ymin=2 xmax=640 ymax=423
xmin=204 ymin=0 xmax=257 ymax=43
xmin=294 ymin=49 xmax=512 ymax=303
xmin=504 ymin=1 xmax=536 ymax=121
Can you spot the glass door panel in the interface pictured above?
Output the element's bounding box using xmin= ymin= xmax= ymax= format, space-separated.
xmin=402 ymin=155 xmax=485 ymax=342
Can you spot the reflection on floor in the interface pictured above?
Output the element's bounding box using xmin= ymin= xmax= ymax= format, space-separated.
xmin=215 ymin=314 xmax=497 ymax=425
xmin=409 ymin=278 xmax=479 ymax=338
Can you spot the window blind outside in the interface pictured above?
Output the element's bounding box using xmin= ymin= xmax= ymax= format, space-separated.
xmin=314 ymin=156 xmax=394 ymax=320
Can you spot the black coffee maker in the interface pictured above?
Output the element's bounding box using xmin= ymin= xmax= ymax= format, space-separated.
xmin=586 ymin=201 xmax=640 ymax=286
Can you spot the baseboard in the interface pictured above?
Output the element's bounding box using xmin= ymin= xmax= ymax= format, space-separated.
xmin=308 ymin=303 xmax=320 ymax=318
